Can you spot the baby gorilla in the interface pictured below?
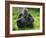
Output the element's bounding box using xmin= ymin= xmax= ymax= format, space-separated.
xmin=17 ymin=9 xmax=34 ymax=29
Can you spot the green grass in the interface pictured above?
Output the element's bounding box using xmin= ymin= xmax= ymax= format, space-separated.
xmin=28 ymin=8 xmax=40 ymax=30
xmin=12 ymin=7 xmax=40 ymax=31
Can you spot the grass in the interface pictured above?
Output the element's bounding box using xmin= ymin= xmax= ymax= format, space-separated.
xmin=12 ymin=7 xmax=40 ymax=31
xmin=28 ymin=8 xmax=40 ymax=30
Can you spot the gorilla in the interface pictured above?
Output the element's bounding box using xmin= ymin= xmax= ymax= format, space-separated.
xmin=17 ymin=8 xmax=34 ymax=29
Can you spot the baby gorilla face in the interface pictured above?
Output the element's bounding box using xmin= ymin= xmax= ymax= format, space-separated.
xmin=17 ymin=8 xmax=34 ymax=29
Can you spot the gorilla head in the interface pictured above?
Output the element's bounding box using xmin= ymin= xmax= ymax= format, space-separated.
xmin=17 ymin=8 xmax=34 ymax=29
xmin=23 ymin=9 xmax=28 ymax=18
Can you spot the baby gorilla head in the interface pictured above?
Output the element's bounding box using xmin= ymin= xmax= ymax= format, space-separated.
xmin=17 ymin=8 xmax=34 ymax=29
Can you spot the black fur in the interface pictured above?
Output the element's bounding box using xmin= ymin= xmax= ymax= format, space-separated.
xmin=17 ymin=9 xmax=34 ymax=29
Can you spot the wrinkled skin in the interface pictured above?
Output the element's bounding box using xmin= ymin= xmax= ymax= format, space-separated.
xmin=17 ymin=9 xmax=34 ymax=29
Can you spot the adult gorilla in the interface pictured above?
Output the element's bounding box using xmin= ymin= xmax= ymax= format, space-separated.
xmin=17 ymin=8 xmax=34 ymax=29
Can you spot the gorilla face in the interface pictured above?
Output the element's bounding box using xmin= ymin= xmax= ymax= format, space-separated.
xmin=21 ymin=9 xmax=28 ymax=18
xmin=17 ymin=8 xmax=34 ymax=29
xmin=23 ymin=10 xmax=28 ymax=17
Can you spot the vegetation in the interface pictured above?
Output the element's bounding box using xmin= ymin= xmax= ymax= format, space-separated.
xmin=12 ymin=7 xmax=40 ymax=31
